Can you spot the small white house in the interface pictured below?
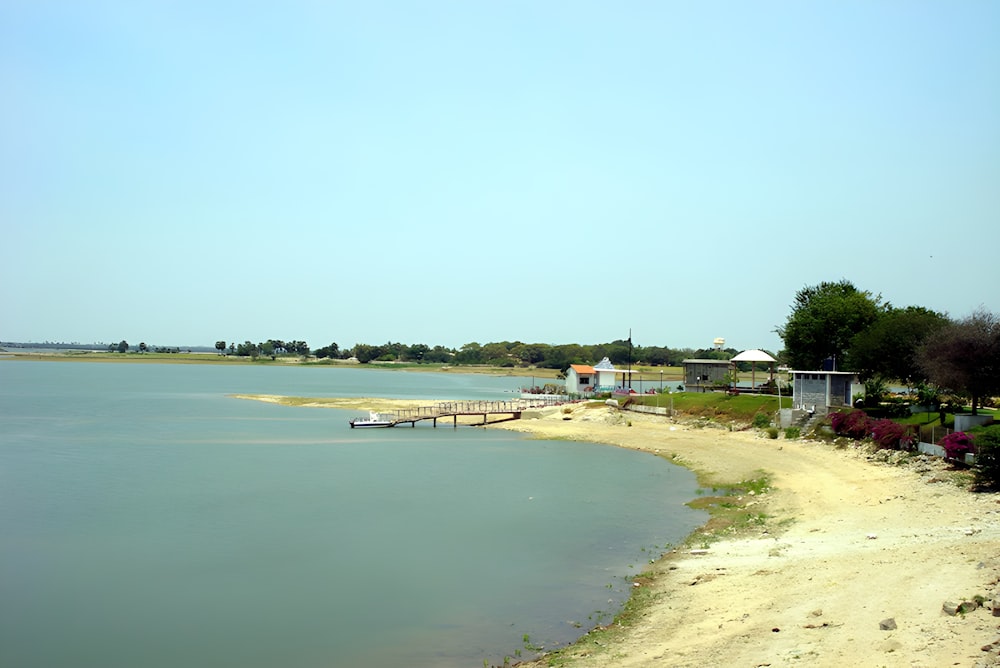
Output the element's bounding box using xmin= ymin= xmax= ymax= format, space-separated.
xmin=566 ymin=363 xmax=596 ymax=394
xmin=565 ymin=357 xmax=636 ymax=394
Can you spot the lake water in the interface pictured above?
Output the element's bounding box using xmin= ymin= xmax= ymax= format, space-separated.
xmin=0 ymin=360 xmax=706 ymax=667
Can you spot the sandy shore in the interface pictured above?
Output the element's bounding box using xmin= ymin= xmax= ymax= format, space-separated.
xmin=235 ymin=395 xmax=1000 ymax=666
xmin=498 ymin=403 xmax=1000 ymax=668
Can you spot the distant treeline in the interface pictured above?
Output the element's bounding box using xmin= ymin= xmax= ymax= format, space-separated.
xmin=1 ymin=341 xmax=212 ymax=353
xmin=309 ymin=339 xmax=754 ymax=368
xmin=4 ymin=339 xmax=769 ymax=371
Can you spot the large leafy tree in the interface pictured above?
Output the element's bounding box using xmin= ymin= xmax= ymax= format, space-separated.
xmin=778 ymin=280 xmax=886 ymax=370
xmin=848 ymin=306 xmax=949 ymax=382
xmin=917 ymin=308 xmax=1000 ymax=415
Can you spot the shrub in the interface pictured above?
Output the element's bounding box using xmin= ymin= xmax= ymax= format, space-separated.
xmin=870 ymin=419 xmax=914 ymax=450
xmin=969 ymin=425 xmax=1000 ymax=490
xmin=784 ymin=426 xmax=801 ymax=440
xmin=830 ymin=410 xmax=874 ymax=440
xmin=938 ymin=431 xmax=975 ymax=460
xmin=752 ymin=413 xmax=771 ymax=429
xmin=766 ymin=426 xmax=779 ymax=439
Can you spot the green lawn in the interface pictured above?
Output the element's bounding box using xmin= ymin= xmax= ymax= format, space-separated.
xmin=627 ymin=391 xmax=792 ymax=422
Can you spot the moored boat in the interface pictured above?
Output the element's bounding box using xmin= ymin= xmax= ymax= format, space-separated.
xmin=349 ymin=410 xmax=394 ymax=428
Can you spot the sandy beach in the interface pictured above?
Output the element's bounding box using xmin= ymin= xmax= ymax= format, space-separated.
xmin=236 ymin=395 xmax=1000 ymax=667
xmin=493 ymin=402 xmax=1000 ymax=668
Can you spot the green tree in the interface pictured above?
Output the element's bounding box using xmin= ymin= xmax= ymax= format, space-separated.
xmin=777 ymin=280 xmax=886 ymax=370
xmin=481 ymin=342 xmax=514 ymax=365
xmin=424 ymin=346 xmax=454 ymax=363
xmin=848 ymin=306 xmax=948 ymax=382
xmin=235 ymin=340 xmax=257 ymax=357
xmin=917 ymin=308 xmax=1000 ymax=415
xmin=511 ymin=342 xmax=547 ymax=366
xmin=404 ymin=343 xmax=430 ymax=362
xmin=453 ymin=342 xmax=483 ymax=364
xmin=215 ymin=341 xmax=227 ymax=355
xmin=352 ymin=343 xmax=381 ymax=363
xmin=117 ymin=340 xmax=129 ymax=354
xmin=314 ymin=342 xmax=340 ymax=359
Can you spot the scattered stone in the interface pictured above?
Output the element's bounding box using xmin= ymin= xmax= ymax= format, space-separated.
xmin=879 ymin=617 xmax=897 ymax=630
xmin=867 ymin=533 xmax=878 ymax=540
xmin=809 ymin=609 xmax=824 ymax=617
xmin=943 ymin=601 xmax=960 ymax=616
xmin=959 ymin=600 xmax=980 ymax=614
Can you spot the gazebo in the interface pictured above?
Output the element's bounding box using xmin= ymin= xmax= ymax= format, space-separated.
xmin=731 ymin=349 xmax=777 ymax=391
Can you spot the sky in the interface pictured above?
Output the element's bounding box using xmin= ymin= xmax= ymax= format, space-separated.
xmin=2 ymin=1 xmax=998 ymax=354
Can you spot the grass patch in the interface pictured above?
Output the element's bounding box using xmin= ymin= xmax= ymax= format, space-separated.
xmin=629 ymin=392 xmax=792 ymax=424
xmin=685 ymin=474 xmax=775 ymax=544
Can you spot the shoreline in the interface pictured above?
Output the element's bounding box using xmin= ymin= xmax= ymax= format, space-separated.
xmin=498 ymin=404 xmax=1000 ymax=668
xmin=239 ymin=394 xmax=1000 ymax=667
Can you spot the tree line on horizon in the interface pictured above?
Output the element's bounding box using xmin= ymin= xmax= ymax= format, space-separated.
xmin=233 ymin=279 xmax=998 ymax=412
xmin=73 ymin=279 xmax=1000 ymax=412
xmin=216 ymin=337 xmax=747 ymax=369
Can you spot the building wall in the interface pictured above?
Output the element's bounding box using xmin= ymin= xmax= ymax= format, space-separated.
xmin=792 ymin=373 xmax=856 ymax=414
xmin=794 ymin=376 xmax=828 ymax=413
xmin=596 ymin=369 xmax=617 ymax=390
xmin=829 ymin=376 xmax=851 ymax=408
xmin=565 ymin=368 xmax=594 ymax=393
xmin=683 ymin=361 xmax=730 ymax=389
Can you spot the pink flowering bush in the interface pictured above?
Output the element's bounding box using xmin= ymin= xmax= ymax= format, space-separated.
xmin=938 ymin=431 xmax=975 ymax=460
xmin=829 ymin=410 xmax=874 ymax=440
xmin=871 ymin=419 xmax=915 ymax=450
xmin=829 ymin=410 xmax=914 ymax=450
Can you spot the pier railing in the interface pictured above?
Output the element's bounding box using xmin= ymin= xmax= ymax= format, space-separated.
xmin=388 ymin=397 xmax=565 ymax=422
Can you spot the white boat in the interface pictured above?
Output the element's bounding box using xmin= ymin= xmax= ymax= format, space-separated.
xmin=349 ymin=410 xmax=394 ymax=428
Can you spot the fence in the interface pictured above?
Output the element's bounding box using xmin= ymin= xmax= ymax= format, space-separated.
xmin=626 ymin=404 xmax=671 ymax=417
xmin=621 ymin=403 xmax=980 ymax=464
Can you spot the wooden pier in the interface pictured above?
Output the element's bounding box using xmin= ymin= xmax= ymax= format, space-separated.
xmin=372 ymin=398 xmax=566 ymax=428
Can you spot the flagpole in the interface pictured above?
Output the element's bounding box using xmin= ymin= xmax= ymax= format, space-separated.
xmin=627 ymin=328 xmax=632 ymax=390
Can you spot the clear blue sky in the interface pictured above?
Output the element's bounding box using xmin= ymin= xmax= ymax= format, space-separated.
xmin=3 ymin=2 xmax=997 ymax=353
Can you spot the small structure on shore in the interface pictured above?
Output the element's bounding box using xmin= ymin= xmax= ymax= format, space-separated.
xmin=731 ymin=349 xmax=777 ymax=390
xmin=790 ymin=370 xmax=859 ymax=416
xmin=565 ymin=357 xmax=637 ymax=394
xmin=566 ymin=363 xmax=596 ymax=394
xmin=682 ymin=359 xmax=730 ymax=392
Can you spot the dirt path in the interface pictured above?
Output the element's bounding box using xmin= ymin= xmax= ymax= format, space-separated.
xmin=498 ymin=404 xmax=1000 ymax=668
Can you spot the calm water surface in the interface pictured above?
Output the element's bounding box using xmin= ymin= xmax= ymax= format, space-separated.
xmin=0 ymin=361 xmax=705 ymax=667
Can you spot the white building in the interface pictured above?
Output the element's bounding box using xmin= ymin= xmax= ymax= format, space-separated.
xmin=566 ymin=357 xmax=636 ymax=394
